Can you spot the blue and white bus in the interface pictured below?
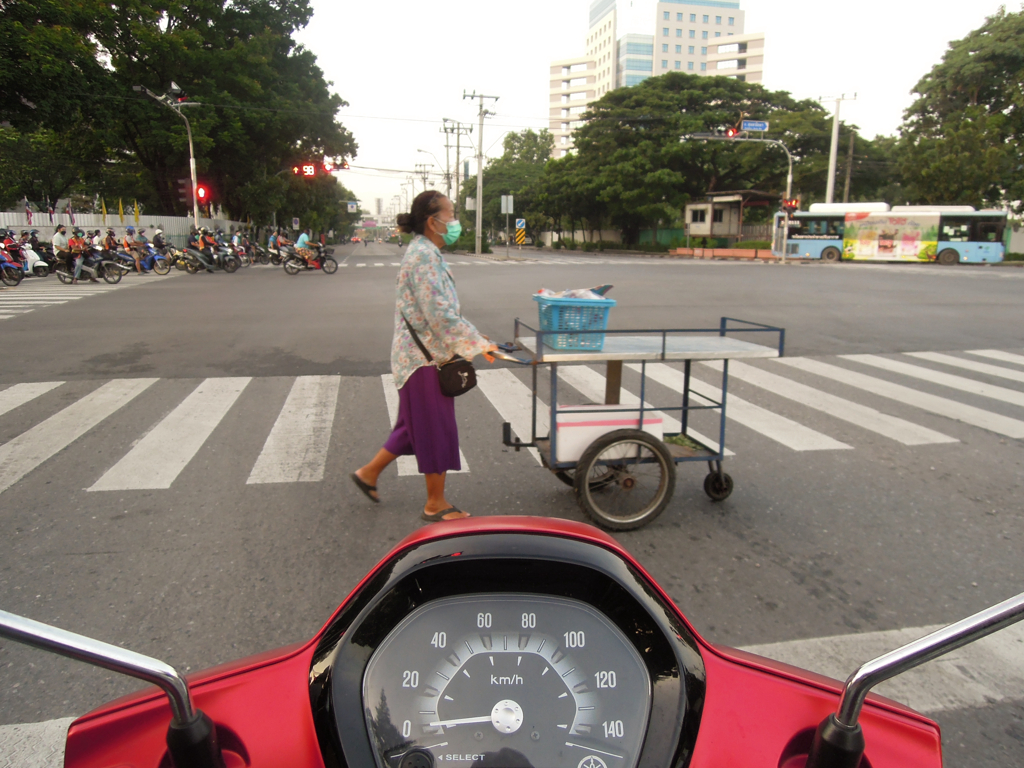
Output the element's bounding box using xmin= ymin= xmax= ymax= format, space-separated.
xmin=771 ymin=203 xmax=1009 ymax=264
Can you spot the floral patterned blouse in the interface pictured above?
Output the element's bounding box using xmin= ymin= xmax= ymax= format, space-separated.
xmin=391 ymin=235 xmax=491 ymax=389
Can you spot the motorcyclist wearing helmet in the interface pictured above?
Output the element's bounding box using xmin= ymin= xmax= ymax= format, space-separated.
xmin=152 ymin=227 xmax=167 ymax=252
xmin=122 ymin=226 xmax=143 ymax=274
xmin=29 ymin=229 xmax=41 ymax=252
xmin=103 ymin=228 xmax=118 ymax=255
xmin=199 ymin=226 xmax=220 ymax=271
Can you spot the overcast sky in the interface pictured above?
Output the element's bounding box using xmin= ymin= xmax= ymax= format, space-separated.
xmin=294 ymin=0 xmax=1010 ymax=216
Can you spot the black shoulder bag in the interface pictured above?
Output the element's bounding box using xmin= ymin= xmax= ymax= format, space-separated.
xmin=402 ymin=315 xmax=477 ymax=397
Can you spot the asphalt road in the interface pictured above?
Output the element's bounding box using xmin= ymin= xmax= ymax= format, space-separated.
xmin=1 ymin=243 xmax=1022 ymax=766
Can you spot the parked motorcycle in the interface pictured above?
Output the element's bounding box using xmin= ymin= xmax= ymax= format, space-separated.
xmin=1 ymin=517 xmax=1022 ymax=768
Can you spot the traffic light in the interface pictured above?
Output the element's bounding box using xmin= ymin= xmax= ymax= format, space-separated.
xmin=725 ymin=127 xmax=738 ymax=138
xmin=177 ymin=178 xmax=192 ymax=203
xmin=339 ymin=160 xmax=350 ymax=170
xmin=196 ymin=184 xmax=210 ymax=204
xmin=782 ymin=198 xmax=800 ymax=213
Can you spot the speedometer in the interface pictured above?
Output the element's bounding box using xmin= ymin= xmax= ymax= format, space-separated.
xmin=362 ymin=594 xmax=651 ymax=768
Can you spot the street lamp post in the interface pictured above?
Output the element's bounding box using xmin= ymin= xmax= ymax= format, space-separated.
xmin=133 ymin=83 xmax=201 ymax=227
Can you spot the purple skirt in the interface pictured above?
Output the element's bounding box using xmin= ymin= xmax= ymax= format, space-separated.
xmin=383 ymin=365 xmax=461 ymax=474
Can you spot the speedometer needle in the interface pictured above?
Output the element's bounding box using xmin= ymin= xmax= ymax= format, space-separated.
xmin=428 ymin=715 xmax=492 ymax=727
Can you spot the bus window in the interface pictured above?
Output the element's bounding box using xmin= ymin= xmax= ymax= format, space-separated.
xmin=977 ymin=222 xmax=1000 ymax=242
xmin=940 ymin=220 xmax=971 ymax=242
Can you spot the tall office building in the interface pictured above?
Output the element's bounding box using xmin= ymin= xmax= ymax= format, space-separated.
xmin=549 ymin=0 xmax=764 ymax=157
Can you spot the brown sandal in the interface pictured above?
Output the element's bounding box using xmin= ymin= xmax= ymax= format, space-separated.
xmin=421 ymin=506 xmax=471 ymax=522
xmin=350 ymin=472 xmax=379 ymax=503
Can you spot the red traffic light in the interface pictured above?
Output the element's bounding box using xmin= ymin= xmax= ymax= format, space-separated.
xmin=196 ymin=185 xmax=209 ymax=202
xmin=782 ymin=198 xmax=800 ymax=212
xmin=725 ymin=127 xmax=738 ymax=138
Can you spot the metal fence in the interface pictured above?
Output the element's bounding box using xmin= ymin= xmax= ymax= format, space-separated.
xmin=0 ymin=212 xmax=246 ymax=249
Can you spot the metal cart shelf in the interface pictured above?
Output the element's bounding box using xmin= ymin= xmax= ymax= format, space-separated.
xmin=500 ymin=317 xmax=785 ymax=530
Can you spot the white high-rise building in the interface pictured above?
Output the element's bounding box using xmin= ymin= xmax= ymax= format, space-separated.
xmin=549 ymin=0 xmax=765 ymax=157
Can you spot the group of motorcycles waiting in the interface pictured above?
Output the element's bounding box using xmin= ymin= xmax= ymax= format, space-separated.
xmin=0 ymin=226 xmax=339 ymax=288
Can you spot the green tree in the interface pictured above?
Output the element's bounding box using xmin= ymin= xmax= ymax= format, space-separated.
xmin=897 ymin=7 xmax=1024 ymax=211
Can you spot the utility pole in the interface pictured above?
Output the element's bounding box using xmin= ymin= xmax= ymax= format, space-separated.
xmin=842 ymin=130 xmax=856 ymax=204
xmin=821 ymin=93 xmax=856 ymax=204
xmin=463 ymin=91 xmax=499 ymax=256
xmin=414 ymin=163 xmax=432 ymax=193
xmin=442 ymin=119 xmax=473 ymax=218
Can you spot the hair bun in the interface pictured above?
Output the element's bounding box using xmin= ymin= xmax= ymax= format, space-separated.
xmin=396 ymin=212 xmax=414 ymax=233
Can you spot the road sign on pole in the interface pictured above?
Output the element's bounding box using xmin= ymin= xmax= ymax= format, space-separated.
xmin=347 ymin=202 xmax=358 ymax=213
xmin=500 ymin=195 xmax=514 ymax=215
xmin=515 ymin=219 xmax=525 ymax=230
xmin=515 ymin=229 xmax=526 ymax=245
xmin=741 ymin=120 xmax=769 ymax=132
xmin=292 ymin=217 xmax=300 ymax=229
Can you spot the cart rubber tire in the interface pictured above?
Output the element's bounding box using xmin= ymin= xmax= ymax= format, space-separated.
xmin=554 ymin=468 xmax=617 ymax=490
xmin=322 ymin=258 xmax=338 ymax=274
xmin=574 ymin=429 xmax=675 ymax=531
xmin=821 ymin=246 xmax=841 ymax=263
xmin=703 ymin=471 xmax=734 ymax=502
xmin=937 ymin=248 xmax=960 ymax=266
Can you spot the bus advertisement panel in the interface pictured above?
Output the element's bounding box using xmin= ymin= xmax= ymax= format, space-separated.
xmin=842 ymin=212 xmax=940 ymax=261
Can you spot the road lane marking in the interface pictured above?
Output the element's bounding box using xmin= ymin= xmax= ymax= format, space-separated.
xmin=741 ymin=620 xmax=1024 ymax=715
xmin=247 ymin=376 xmax=341 ymax=484
xmin=380 ymin=375 xmax=469 ymax=475
xmin=0 ymin=382 xmax=65 ymax=419
xmin=842 ymin=354 xmax=1024 ymax=408
xmin=907 ymin=351 xmax=1024 ymax=384
xmin=637 ymin=363 xmax=851 ymax=451
xmin=965 ymin=349 xmax=1024 ymax=367
xmin=775 ymin=358 xmax=1024 ymax=438
xmin=557 ymin=364 xmax=733 ymax=456
xmin=475 ymin=369 xmax=545 ymax=466
xmin=700 ymin=360 xmax=956 ymax=446
xmin=89 ymin=378 xmax=250 ymax=491
xmin=0 ymin=379 xmax=157 ymax=495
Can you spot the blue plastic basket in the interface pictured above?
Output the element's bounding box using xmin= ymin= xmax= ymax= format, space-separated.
xmin=533 ymin=294 xmax=616 ymax=351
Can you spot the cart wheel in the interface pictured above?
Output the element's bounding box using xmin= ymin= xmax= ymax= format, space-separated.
xmin=703 ymin=471 xmax=734 ymax=502
xmin=574 ymin=429 xmax=675 ymax=531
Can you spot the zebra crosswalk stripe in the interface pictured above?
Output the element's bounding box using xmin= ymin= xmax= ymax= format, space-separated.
xmin=908 ymin=351 xmax=1024 ymax=385
xmin=843 ymin=354 xmax=1024 ymax=409
xmin=475 ymin=369 xmax=545 ymax=466
xmin=557 ymin=364 xmax=733 ymax=456
xmin=966 ymin=349 xmax=1024 ymax=367
xmin=0 ymin=382 xmax=65 ymax=419
xmin=700 ymin=360 xmax=956 ymax=446
xmin=636 ymin=363 xmax=852 ymax=451
xmin=247 ymin=376 xmax=341 ymax=484
xmin=379 ymin=374 xmax=469 ymax=475
xmin=0 ymin=379 xmax=158 ymax=495
xmin=89 ymin=378 xmax=251 ymax=491
xmin=775 ymin=358 xmax=1024 ymax=439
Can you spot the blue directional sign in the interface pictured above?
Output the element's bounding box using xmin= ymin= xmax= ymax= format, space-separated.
xmin=516 ymin=219 xmax=526 ymax=229
xmin=741 ymin=120 xmax=769 ymax=132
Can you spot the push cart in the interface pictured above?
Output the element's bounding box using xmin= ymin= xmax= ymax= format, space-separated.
xmin=498 ymin=317 xmax=785 ymax=530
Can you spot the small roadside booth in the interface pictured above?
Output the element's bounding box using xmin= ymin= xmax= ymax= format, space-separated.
xmin=685 ymin=189 xmax=779 ymax=243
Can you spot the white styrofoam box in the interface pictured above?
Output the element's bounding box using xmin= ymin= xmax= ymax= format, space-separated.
xmin=555 ymin=404 xmax=664 ymax=463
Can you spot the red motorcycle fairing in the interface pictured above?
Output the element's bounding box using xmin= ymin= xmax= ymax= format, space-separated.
xmin=63 ymin=517 xmax=942 ymax=768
